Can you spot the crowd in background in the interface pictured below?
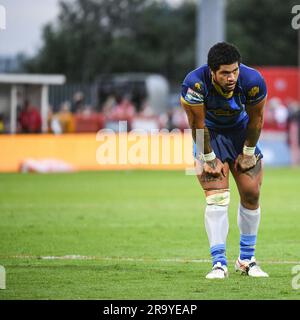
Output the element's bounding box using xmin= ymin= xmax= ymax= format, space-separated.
xmin=1 ymin=91 xmax=300 ymax=165
xmin=0 ymin=91 xmax=188 ymax=135
xmin=1 ymin=92 xmax=300 ymax=148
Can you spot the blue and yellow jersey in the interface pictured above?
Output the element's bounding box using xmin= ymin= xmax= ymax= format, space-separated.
xmin=181 ymin=63 xmax=267 ymax=131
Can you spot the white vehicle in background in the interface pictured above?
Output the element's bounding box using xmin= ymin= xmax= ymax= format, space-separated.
xmin=95 ymin=73 xmax=170 ymax=132
xmin=96 ymin=73 xmax=169 ymax=114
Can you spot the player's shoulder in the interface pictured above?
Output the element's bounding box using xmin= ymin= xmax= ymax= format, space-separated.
xmin=239 ymin=63 xmax=265 ymax=87
xmin=182 ymin=64 xmax=209 ymax=90
xmin=181 ymin=65 xmax=209 ymax=105
xmin=239 ymin=64 xmax=267 ymax=105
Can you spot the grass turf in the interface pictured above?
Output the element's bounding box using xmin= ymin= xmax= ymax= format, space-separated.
xmin=0 ymin=169 xmax=300 ymax=299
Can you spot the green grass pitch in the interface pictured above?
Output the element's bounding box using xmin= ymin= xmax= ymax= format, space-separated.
xmin=0 ymin=169 xmax=300 ymax=300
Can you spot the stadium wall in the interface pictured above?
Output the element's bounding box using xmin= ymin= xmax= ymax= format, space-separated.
xmin=0 ymin=132 xmax=292 ymax=172
xmin=0 ymin=133 xmax=194 ymax=172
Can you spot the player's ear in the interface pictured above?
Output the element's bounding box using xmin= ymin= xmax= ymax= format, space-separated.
xmin=210 ymin=69 xmax=216 ymax=80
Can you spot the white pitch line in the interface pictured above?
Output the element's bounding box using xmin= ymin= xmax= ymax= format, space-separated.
xmin=3 ymin=255 xmax=300 ymax=265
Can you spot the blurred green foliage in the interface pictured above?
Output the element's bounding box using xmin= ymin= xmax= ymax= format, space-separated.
xmin=24 ymin=0 xmax=298 ymax=84
xmin=227 ymin=0 xmax=298 ymax=67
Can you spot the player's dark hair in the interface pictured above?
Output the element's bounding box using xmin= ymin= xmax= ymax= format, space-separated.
xmin=207 ymin=42 xmax=241 ymax=72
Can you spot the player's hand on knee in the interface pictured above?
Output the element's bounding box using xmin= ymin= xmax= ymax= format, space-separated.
xmin=203 ymin=158 xmax=226 ymax=178
xmin=235 ymin=154 xmax=257 ymax=172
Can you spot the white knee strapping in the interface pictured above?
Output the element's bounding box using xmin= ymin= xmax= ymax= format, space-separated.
xmin=204 ymin=191 xmax=230 ymax=247
xmin=206 ymin=191 xmax=230 ymax=206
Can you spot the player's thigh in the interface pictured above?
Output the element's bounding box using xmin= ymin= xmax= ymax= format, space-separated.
xmin=229 ymin=159 xmax=263 ymax=204
xmin=195 ymin=160 xmax=230 ymax=196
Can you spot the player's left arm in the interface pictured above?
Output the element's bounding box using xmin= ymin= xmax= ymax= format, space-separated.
xmin=245 ymin=97 xmax=266 ymax=147
xmin=236 ymin=69 xmax=267 ymax=172
xmin=236 ymin=97 xmax=266 ymax=172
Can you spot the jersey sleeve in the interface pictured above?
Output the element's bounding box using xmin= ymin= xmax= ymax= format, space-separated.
xmin=245 ymin=70 xmax=267 ymax=106
xmin=181 ymin=74 xmax=205 ymax=106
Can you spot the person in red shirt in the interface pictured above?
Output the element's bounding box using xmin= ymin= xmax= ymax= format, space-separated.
xmin=19 ymin=100 xmax=42 ymax=133
xmin=107 ymin=95 xmax=136 ymax=130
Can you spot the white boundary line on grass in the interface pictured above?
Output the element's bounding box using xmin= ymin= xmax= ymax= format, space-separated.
xmin=3 ymin=254 xmax=300 ymax=265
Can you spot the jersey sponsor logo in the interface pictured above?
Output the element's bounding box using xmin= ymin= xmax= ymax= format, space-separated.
xmin=248 ymin=86 xmax=259 ymax=97
xmin=209 ymin=102 xmax=243 ymax=117
xmin=185 ymin=87 xmax=204 ymax=104
xmin=210 ymin=108 xmax=242 ymax=116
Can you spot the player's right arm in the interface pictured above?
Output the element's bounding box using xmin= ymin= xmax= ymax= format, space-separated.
xmin=180 ymin=95 xmax=225 ymax=178
xmin=180 ymin=96 xmax=206 ymax=144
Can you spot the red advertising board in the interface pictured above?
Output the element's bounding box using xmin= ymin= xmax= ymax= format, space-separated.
xmin=256 ymin=66 xmax=299 ymax=102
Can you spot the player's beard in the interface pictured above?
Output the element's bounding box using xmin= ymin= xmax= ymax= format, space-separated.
xmin=212 ymin=74 xmax=236 ymax=93
xmin=223 ymin=83 xmax=236 ymax=92
xmin=218 ymin=79 xmax=236 ymax=93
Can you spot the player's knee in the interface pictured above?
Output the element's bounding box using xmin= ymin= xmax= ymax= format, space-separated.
xmin=242 ymin=189 xmax=260 ymax=207
xmin=206 ymin=190 xmax=230 ymax=206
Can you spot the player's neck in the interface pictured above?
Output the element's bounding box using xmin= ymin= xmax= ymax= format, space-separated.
xmin=212 ymin=78 xmax=234 ymax=99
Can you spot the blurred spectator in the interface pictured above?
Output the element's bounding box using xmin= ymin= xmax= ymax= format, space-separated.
xmin=158 ymin=111 xmax=170 ymax=130
xmin=287 ymin=100 xmax=300 ymax=166
xmin=111 ymin=95 xmax=135 ymax=120
xmin=131 ymin=100 xmax=160 ymax=131
xmin=170 ymin=107 xmax=189 ymax=131
xmin=49 ymin=102 xmax=76 ymax=134
xmin=74 ymin=105 xmax=105 ymax=133
xmin=287 ymin=99 xmax=300 ymax=118
xmin=0 ymin=113 xmax=5 ymax=133
xmin=49 ymin=113 xmax=63 ymax=135
xmin=139 ymin=100 xmax=155 ymax=118
xmin=106 ymin=95 xmax=136 ymax=131
xmin=268 ymin=97 xmax=288 ymax=130
xmin=159 ymin=101 xmax=189 ymax=131
xmin=102 ymin=95 xmax=116 ymax=118
xmin=19 ymin=100 xmax=42 ymax=133
xmin=57 ymin=102 xmax=75 ymax=133
xmin=71 ymin=91 xmax=85 ymax=113
xmin=47 ymin=106 xmax=55 ymax=133
xmin=264 ymin=101 xmax=275 ymax=126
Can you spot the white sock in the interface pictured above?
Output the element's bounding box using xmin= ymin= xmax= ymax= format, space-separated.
xmin=238 ymin=203 xmax=260 ymax=235
xmin=205 ymin=204 xmax=229 ymax=247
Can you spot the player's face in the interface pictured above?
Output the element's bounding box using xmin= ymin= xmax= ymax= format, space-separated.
xmin=212 ymin=62 xmax=240 ymax=92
